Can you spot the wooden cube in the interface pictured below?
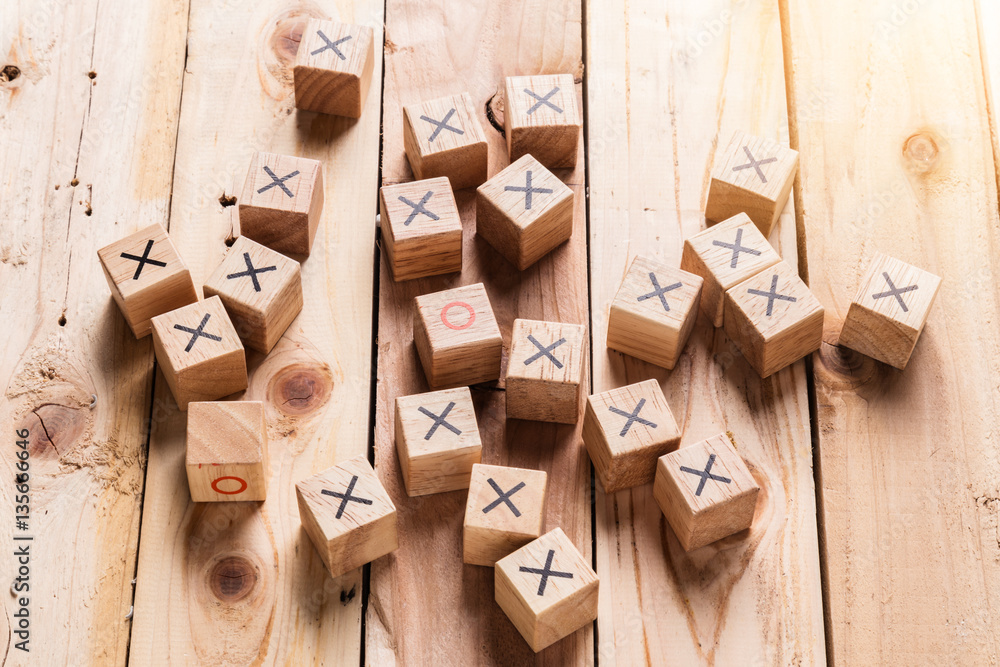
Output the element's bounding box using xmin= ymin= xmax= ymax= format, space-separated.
xmin=463 ymin=463 xmax=548 ymax=566
xmin=403 ymin=92 xmax=488 ymax=190
xmin=413 ymin=283 xmax=503 ymax=387
xmin=379 ymin=177 xmax=462 ymax=281
xmin=503 ymin=73 xmax=581 ymax=168
xmin=238 ymin=151 xmax=324 ymax=257
xmin=724 ymin=260 xmax=824 ymax=378
xmin=296 ymin=456 xmax=398 ymax=579
xmin=583 ymin=379 xmax=681 ymax=493
xmin=606 ymin=256 xmax=704 ymax=369
xmin=293 ymin=18 xmax=374 ymax=118
xmin=653 ymin=433 xmax=759 ymax=551
xmin=505 ymin=319 xmax=586 ymax=424
xmin=495 ymin=528 xmax=598 ymax=653
xmin=476 ymin=154 xmax=574 ymax=270
xmin=150 ymin=295 xmax=248 ymax=410
xmin=97 ymin=223 xmax=198 ymax=337
xmin=705 ymin=130 xmax=799 ymax=237
xmin=185 ymin=401 xmax=268 ymax=502
xmin=837 ymin=253 xmax=941 ymax=369
xmin=680 ymin=213 xmax=781 ymax=327
xmin=203 ymin=236 xmax=303 ymax=353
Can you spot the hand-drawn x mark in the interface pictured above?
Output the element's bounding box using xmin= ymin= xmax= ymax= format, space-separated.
xmin=504 ymin=170 xmax=552 ymax=210
xmin=712 ymin=227 xmax=762 ymax=269
xmin=321 ymin=475 xmax=373 ymax=519
xmin=226 ymin=252 xmax=277 ymax=292
xmin=311 ymin=31 xmax=351 ymax=59
xmin=524 ymin=87 xmax=562 ymax=114
xmin=120 ymin=239 xmax=166 ymax=280
xmin=608 ymin=398 xmax=657 ymax=437
xmin=524 ymin=335 xmax=566 ymax=368
xmin=519 ymin=549 xmax=573 ymax=596
xmin=418 ymin=402 xmax=462 ymax=440
xmin=257 ymin=166 xmax=300 ymax=198
xmin=482 ymin=479 xmax=526 ymax=517
xmin=747 ymin=274 xmax=797 ymax=317
xmin=173 ymin=313 xmax=222 ymax=352
xmin=637 ymin=273 xmax=683 ymax=312
xmin=679 ymin=453 xmax=731 ymax=496
xmin=420 ymin=108 xmax=464 ymax=142
xmin=872 ymin=272 xmax=918 ymax=312
xmin=732 ymin=146 xmax=777 ymax=183
xmin=398 ymin=191 xmax=439 ymax=226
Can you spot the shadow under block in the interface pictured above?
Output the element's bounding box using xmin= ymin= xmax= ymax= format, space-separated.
xmin=293 ymin=18 xmax=374 ymax=118
xmin=185 ymin=400 xmax=268 ymax=502
xmin=238 ymin=151 xmax=324 ymax=257
xmin=505 ymin=319 xmax=586 ymax=423
xmin=582 ymin=379 xmax=681 ymax=493
xmin=680 ymin=212 xmax=781 ymax=327
xmin=379 ymin=177 xmax=462 ymax=281
xmin=413 ymin=283 xmax=503 ymax=388
xmin=150 ymin=295 xmax=248 ymax=410
xmin=475 ymin=154 xmax=574 ymax=270
xmin=463 ymin=463 xmax=548 ymax=566
xmin=403 ymin=92 xmax=488 ymax=190
xmin=97 ymin=222 xmax=198 ymax=338
xmin=203 ymin=236 xmax=303 ymax=353
xmin=503 ymin=73 xmax=581 ymax=168
xmin=495 ymin=528 xmax=599 ymax=653
xmin=653 ymin=433 xmax=759 ymax=551
xmin=606 ymin=256 xmax=703 ymax=369
xmin=705 ymin=130 xmax=799 ymax=237
xmin=296 ymin=456 xmax=398 ymax=579
xmin=837 ymin=253 xmax=941 ymax=369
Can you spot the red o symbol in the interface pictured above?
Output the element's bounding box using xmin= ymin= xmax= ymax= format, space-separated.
xmin=440 ymin=302 xmax=476 ymax=330
xmin=211 ymin=476 xmax=248 ymax=495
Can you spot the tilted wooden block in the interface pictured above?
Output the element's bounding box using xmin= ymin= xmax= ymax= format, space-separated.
xmin=185 ymin=400 xmax=268 ymax=502
xmin=724 ymin=260 xmax=824 ymax=378
xmin=476 ymin=154 xmax=574 ymax=270
xmin=583 ymin=379 xmax=681 ymax=493
xmin=379 ymin=177 xmax=462 ymax=281
xmin=97 ymin=223 xmax=198 ymax=338
xmin=203 ymin=236 xmax=303 ymax=353
xmin=463 ymin=463 xmax=548 ymax=566
xmin=293 ymin=18 xmax=374 ymax=118
xmin=503 ymin=73 xmax=581 ymax=168
xmin=505 ymin=319 xmax=587 ymax=423
xmin=705 ymin=130 xmax=799 ymax=237
xmin=653 ymin=432 xmax=759 ymax=551
xmin=495 ymin=527 xmax=598 ymax=653
xmin=296 ymin=456 xmax=398 ymax=579
xmin=238 ymin=151 xmax=324 ymax=257
xmin=150 ymin=295 xmax=248 ymax=410
xmin=403 ymin=92 xmax=488 ymax=190
xmin=413 ymin=283 xmax=503 ymax=387
xmin=838 ymin=253 xmax=941 ymax=369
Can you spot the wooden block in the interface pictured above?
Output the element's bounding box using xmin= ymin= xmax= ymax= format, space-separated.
xmin=238 ymin=151 xmax=324 ymax=257
xmin=293 ymin=18 xmax=374 ymax=118
xmin=150 ymin=295 xmax=248 ymax=410
xmin=606 ymin=256 xmax=704 ymax=369
xmin=379 ymin=177 xmax=462 ymax=281
xmin=837 ymin=253 xmax=941 ymax=369
xmin=403 ymin=92 xmax=488 ymax=190
xmin=413 ymin=283 xmax=503 ymax=388
xmin=203 ymin=236 xmax=303 ymax=353
xmin=705 ymin=130 xmax=799 ymax=237
xmin=476 ymin=154 xmax=574 ymax=270
xmin=723 ymin=260 xmax=824 ymax=378
xmin=680 ymin=213 xmax=782 ymax=328
xmin=495 ymin=527 xmax=598 ymax=653
xmin=463 ymin=463 xmax=548 ymax=566
xmin=97 ymin=223 xmax=198 ymax=338
xmin=583 ymin=379 xmax=681 ymax=493
xmin=296 ymin=455 xmax=398 ymax=579
xmin=503 ymin=73 xmax=581 ymax=168
xmin=185 ymin=400 xmax=268 ymax=502
xmin=505 ymin=319 xmax=587 ymax=423
xmin=653 ymin=433 xmax=759 ymax=551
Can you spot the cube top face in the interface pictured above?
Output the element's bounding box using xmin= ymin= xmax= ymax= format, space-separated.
xmin=404 ymin=92 xmax=487 ymax=159
xmin=98 ymin=223 xmax=187 ymax=300
xmin=496 ymin=528 xmax=597 ymax=614
xmin=465 ymin=463 xmax=548 ymax=540
xmin=684 ymin=214 xmax=781 ymax=293
xmin=395 ymin=386 xmax=481 ymax=460
xmin=611 ymin=256 xmax=703 ymax=331
xmin=150 ymin=295 xmax=244 ymax=373
xmin=504 ymin=74 xmax=580 ymax=133
xmin=851 ymin=253 xmax=941 ymax=334
xmin=186 ymin=401 xmax=266 ymax=466
xmin=587 ymin=379 xmax=680 ymax=458
xmin=477 ymin=154 xmax=573 ymax=231
xmin=296 ymin=456 xmax=396 ymax=542
xmin=239 ymin=151 xmax=322 ymax=217
xmin=414 ymin=282 xmax=502 ymax=354
xmin=712 ymin=131 xmax=798 ymax=206
xmin=294 ymin=19 xmax=373 ymax=82
xmin=506 ymin=319 xmax=586 ymax=387
xmin=380 ymin=177 xmax=461 ymax=243
xmin=727 ymin=261 xmax=823 ymax=342
xmin=657 ymin=434 xmax=759 ymax=519
xmin=205 ymin=236 xmax=300 ymax=312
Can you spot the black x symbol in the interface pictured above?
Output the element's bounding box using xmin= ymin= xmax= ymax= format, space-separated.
xmin=321 ymin=475 xmax=374 ymax=519
xmin=173 ymin=313 xmax=222 ymax=353
xmin=524 ymin=87 xmax=563 ymax=115
xmin=398 ymin=191 xmax=439 ymax=226
xmin=519 ymin=549 xmax=574 ymax=596
xmin=680 ymin=453 xmax=731 ymax=496
xmin=120 ymin=239 xmax=167 ymax=280
xmin=504 ymin=170 xmax=553 ymax=211
xmin=226 ymin=252 xmax=277 ymax=292
xmin=747 ymin=274 xmax=797 ymax=317
xmin=417 ymin=402 xmax=462 ymax=440
xmin=257 ymin=166 xmax=300 ymax=197
xmin=482 ymin=478 xmax=525 ymax=517
xmin=311 ymin=31 xmax=351 ymax=59
xmin=637 ymin=273 xmax=683 ymax=312
xmin=524 ymin=335 xmax=566 ymax=368
xmin=608 ymin=398 xmax=657 ymax=437
xmin=712 ymin=227 xmax=762 ymax=269
xmin=732 ymin=146 xmax=778 ymax=183
xmin=872 ymin=272 xmax=918 ymax=312
xmin=420 ymin=108 xmax=464 ymax=142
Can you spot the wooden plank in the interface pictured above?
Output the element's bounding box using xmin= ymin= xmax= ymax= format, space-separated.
xmin=128 ymin=1 xmax=383 ymax=663
xmin=585 ymin=0 xmax=826 ymax=664
xmin=784 ymin=0 xmax=1000 ymax=663
xmin=367 ymin=1 xmax=591 ymax=664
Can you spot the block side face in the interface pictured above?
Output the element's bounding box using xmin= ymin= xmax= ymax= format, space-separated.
xmin=187 ymin=461 xmax=267 ymax=502
xmin=389 ymin=228 xmax=463 ymax=281
xmin=506 ymin=375 xmax=581 ymax=423
xmin=239 ymin=206 xmax=312 ymax=257
xmin=324 ymin=509 xmax=398 ymax=577
xmin=838 ymin=301 xmax=920 ymax=369
xmin=532 ymin=576 xmax=599 ymax=651
xmin=293 ymin=66 xmax=363 ymax=117
xmin=582 ymin=400 xmax=614 ymax=490
xmin=120 ymin=268 xmax=199 ymax=338
xmin=681 ymin=239 xmax=726 ymax=327
xmin=475 ymin=191 xmax=522 ymax=266
xmin=464 ymin=523 xmax=536 ymax=567
xmin=654 ymin=459 xmax=697 ymax=550
xmin=759 ymin=304 xmax=824 ymax=377
xmin=509 ymin=125 xmax=579 ymax=169
xmin=173 ymin=349 xmax=249 ymax=408
xmin=516 ymin=190 xmax=574 ymax=269
xmin=686 ymin=486 xmax=759 ymax=550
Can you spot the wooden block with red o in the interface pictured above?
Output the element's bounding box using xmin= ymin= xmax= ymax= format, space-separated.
xmin=185 ymin=400 xmax=269 ymax=502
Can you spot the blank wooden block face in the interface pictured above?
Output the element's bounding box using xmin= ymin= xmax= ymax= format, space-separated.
xmin=238 ymin=151 xmax=324 ymax=257
xmin=495 ymin=528 xmax=598 ymax=653
xmin=464 ymin=463 xmax=548 ymax=566
xmin=150 ymin=295 xmax=248 ymax=410
xmin=403 ymin=92 xmax=488 ymax=190
xmin=583 ymin=379 xmax=681 ymax=493
xmin=505 ymin=319 xmax=587 ymax=424
xmin=653 ymin=433 xmax=759 ymax=551
xmin=380 ymin=177 xmax=462 ymax=281
xmin=838 ymin=253 xmax=941 ymax=369
xmin=186 ymin=401 xmax=268 ymax=502
xmin=476 ymin=154 xmax=574 ymax=270
xmin=607 ymin=256 xmax=704 ymax=370
xmin=504 ymin=73 xmax=581 ymax=168
xmin=293 ymin=18 xmax=374 ymax=118
xmin=97 ymin=223 xmax=198 ymax=338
